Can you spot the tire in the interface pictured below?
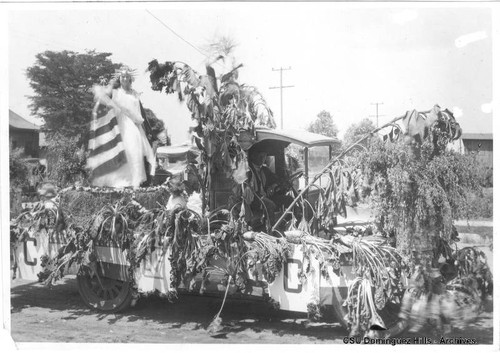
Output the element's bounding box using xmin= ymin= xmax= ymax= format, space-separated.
xmin=77 ymin=266 xmax=133 ymax=313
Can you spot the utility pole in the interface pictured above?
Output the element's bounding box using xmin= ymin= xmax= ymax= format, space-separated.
xmin=370 ymin=102 xmax=385 ymax=128
xmin=270 ymin=67 xmax=294 ymax=129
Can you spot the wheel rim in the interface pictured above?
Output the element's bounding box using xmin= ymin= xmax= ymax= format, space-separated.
xmin=77 ymin=268 xmax=131 ymax=312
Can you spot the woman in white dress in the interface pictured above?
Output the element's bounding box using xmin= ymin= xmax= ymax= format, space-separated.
xmin=89 ymin=67 xmax=156 ymax=188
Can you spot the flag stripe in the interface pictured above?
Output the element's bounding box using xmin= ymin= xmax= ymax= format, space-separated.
xmin=87 ymin=140 xmax=125 ymax=169
xmin=89 ymin=123 xmax=121 ymax=150
xmin=90 ymin=150 xmax=127 ymax=180
xmin=93 ymin=107 xmax=117 ymax=130
xmin=88 ymin=133 xmax=123 ymax=157
xmin=87 ymin=103 xmax=127 ymax=180
xmin=89 ymin=116 xmax=119 ymax=140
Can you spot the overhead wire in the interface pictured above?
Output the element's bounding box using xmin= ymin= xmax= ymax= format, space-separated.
xmin=14 ymin=12 xmax=228 ymax=73
xmin=144 ymin=9 xmax=227 ymax=71
xmin=145 ymin=9 xmax=209 ymax=58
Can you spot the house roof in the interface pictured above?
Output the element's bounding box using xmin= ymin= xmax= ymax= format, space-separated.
xmin=461 ymin=133 xmax=493 ymax=140
xmin=9 ymin=110 xmax=40 ymax=131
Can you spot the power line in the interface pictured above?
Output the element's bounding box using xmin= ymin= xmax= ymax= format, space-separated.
xmin=269 ymin=67 xmax=294 ymax=129
xmin=145 ymin=9 xmax=230 ymax=74
xmin=370 ymin=102 xmax=385 ymax=128
xmin=145 ymin=9 xmax=208 ymax=58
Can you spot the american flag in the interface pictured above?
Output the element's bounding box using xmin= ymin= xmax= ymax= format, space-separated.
xmin=87 ymin=102 xmax=127 ymax=180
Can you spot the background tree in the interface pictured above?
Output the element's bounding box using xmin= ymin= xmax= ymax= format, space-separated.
xmin=26 ymin=50 xmax=160 ymax=186
xmin=10 ymin=146 xmax=30 ymax=189
xmin=358 ymin=137 xmax=482 ymax=267
xmin=45 ymin=133 xmax=88 ymax=187
xmin=10 ymin=145 xmax=37 ymax=216
xmin=343 ymin=118 xmax=376 ymax=149
xmin=26 ymin=50 xmax=121 ymax=143
xmin=307 ymin=110 xmax=339 ymax=138
xmin=303 ymin=111 xmax=340 ymax=174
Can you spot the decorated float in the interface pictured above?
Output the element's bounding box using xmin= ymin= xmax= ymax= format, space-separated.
xmin=11 ymin=58 xmax=492 ymax=338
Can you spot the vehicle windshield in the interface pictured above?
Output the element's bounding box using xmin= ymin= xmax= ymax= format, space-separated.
xmin=308 ymin=145 xmax=330 ymax=175
xmin=287 ymin=145 xmax=331 ymax=190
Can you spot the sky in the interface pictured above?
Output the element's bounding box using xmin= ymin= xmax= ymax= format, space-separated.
xmin=6 ymin=2 xmax=494 ymax=145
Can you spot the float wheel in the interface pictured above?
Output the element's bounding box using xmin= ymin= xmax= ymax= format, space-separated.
xmin=77 ymin=266 xmax=133 ymax=313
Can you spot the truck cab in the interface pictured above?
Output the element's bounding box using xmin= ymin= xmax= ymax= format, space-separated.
xmin=209 ymin=127 xmax=341 ymax=228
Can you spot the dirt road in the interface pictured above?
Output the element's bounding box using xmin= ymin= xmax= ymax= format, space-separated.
xmin=10 ymin=276 xmax=493 ymax=344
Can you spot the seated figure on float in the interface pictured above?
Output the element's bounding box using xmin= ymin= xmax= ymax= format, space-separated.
xmin=87 ymin=66 xmax=167 ymax=188
xmin=237 ymin=145 xmax=294 ymax=230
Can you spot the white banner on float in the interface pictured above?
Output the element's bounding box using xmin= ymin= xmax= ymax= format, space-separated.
xmin=268 ymin=245 xmax=357 ymax=313
xmin=14 ymin=231 xmax=65 ymax=281
xmin=16 ymin=236 xmax=174 ymax=294
xmin=135 ymin=249 xmax=172 ymax=294
xmin=268 ymin=244 xmax=320 ymax=313
xmin=94 ymin=246 xmax=173 ymax=294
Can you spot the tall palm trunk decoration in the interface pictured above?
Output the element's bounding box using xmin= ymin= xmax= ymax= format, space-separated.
xmin=147 ymin=59 xmax=276 ymax=214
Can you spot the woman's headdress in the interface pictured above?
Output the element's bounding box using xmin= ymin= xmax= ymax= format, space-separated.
xmin=113 ymin=66 xmax=137 ymax=81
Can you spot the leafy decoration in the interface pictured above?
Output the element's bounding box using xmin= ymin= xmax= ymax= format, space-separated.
xmin=146 ymin=59 xmax=276 ymax=211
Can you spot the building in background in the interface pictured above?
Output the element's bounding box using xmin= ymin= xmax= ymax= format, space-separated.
xmin=448 ymin=132 xmax=493 ymax=187
xmin=9 ymin=109 xmax=40 ymax=157
xmin=459 ymin=133 xmax=493 ymax=168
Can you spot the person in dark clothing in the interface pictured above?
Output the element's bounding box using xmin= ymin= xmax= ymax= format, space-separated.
xmin=242 ymin=148 xmax=293 ymax=229
xmin=247 ymin=149 xmax=279 ymax=221
xmin=139 ymin=105 xmax=169 ymax=187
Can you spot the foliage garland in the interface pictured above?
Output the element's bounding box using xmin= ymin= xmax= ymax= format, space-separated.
xmin=11 ymin=186 xmax=491 ymax=337
xmin=146 ymin=59 xmax=276 ymax=213
xmin=343 ymin=111 xmax=491 ymax=335
xmin=13 ymin=58 xmax=494 ymax=339
xmin=271 ymin=106 xmax=491 ymax=336
xmin=358 ymin=138 xmax=483 ymax=267
xmin=11 ymin=189 xmax=291 ymax=300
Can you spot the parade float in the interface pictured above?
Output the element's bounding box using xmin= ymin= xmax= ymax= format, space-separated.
xmin=11 ymin=58 xmax=492 ymax=338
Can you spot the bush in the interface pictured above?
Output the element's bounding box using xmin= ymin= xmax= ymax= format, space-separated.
xmin=9 ymin=147 xmax=30 ymax=189
xmin=10 ymin=146 xmax=33 ymax=217
xmin=478 ymin=166 xmax=493 ymax=187
xmin=45 ymin=133 xmax=88 ymax=187
xmin=358 ymin=138 xmax=483 ymax=263
xmin=466 ymin=189 xmax=493 ymax=219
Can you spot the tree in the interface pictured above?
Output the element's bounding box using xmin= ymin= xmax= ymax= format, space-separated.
xmin=355 ymin=133 xmax=492 ymax=334
xmin=358 ymin=137 xmax=482 ymax=266
xmin=9 ymin=146 xmax=30 ymax=190
xmin=307 ymin=110 xmax=339 ymax=138
xmin=343 ymin=118 xmax=376 ymax=149
xmin=26 ymin=50 xmax=121 ymax=143
xmin=45 ymin=133 xmax=88 ymax=187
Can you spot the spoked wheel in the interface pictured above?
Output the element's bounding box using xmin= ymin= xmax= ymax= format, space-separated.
xmin=77 ymin=266 xmax=133 ymax=313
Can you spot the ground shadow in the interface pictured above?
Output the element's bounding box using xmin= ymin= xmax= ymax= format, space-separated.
xmin=11 ymin=277 xmax=493 ymax=343
xmin=11 ymin=277 xmax=348 ymax=342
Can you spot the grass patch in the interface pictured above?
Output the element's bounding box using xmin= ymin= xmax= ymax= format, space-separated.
xmin=455 ymin=225 xmax=493 ymax=240
xmin=466 ymin=189 xmax=493 ymax=219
